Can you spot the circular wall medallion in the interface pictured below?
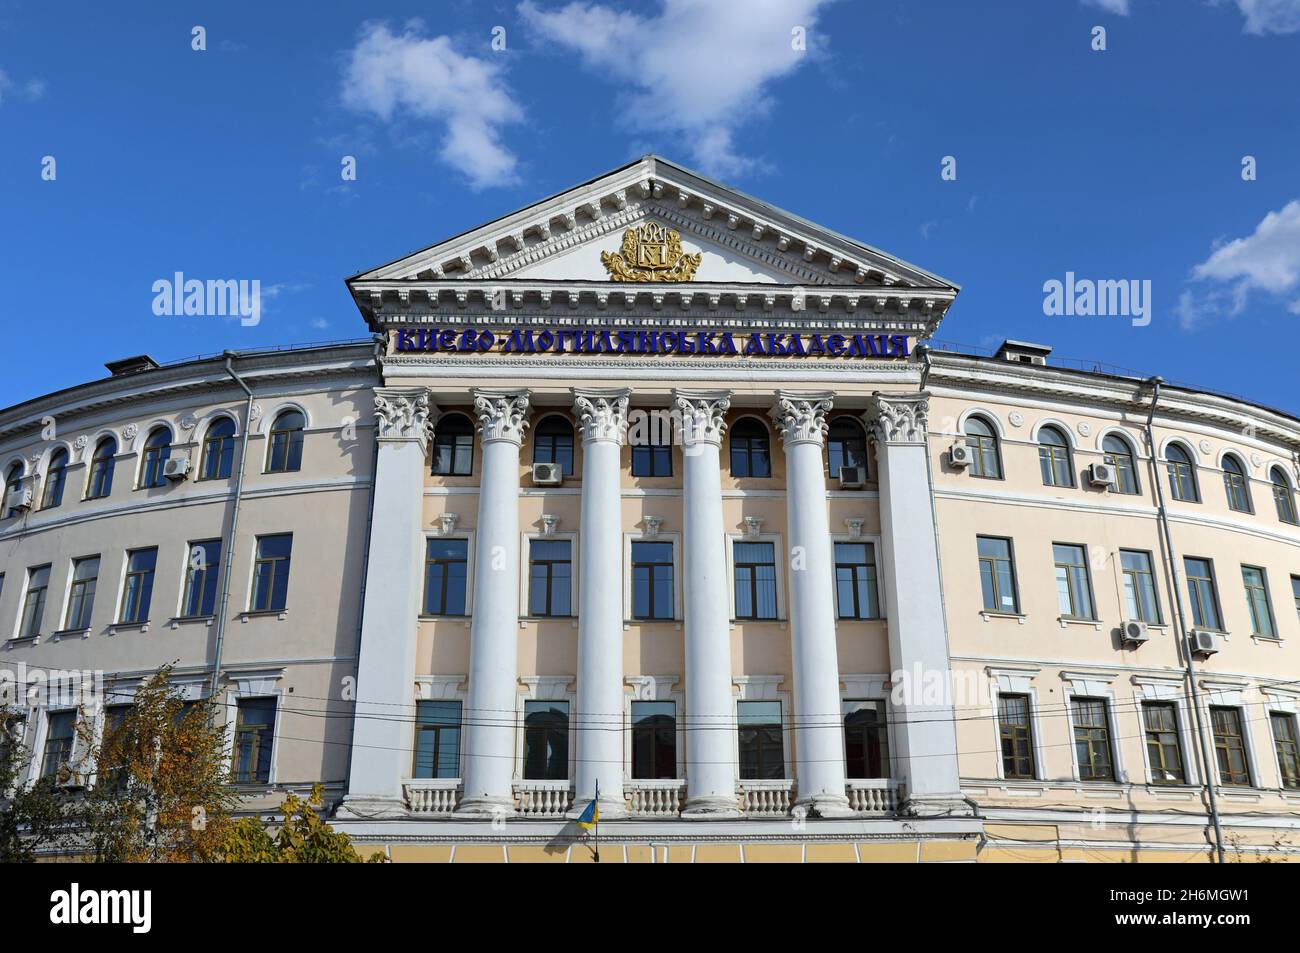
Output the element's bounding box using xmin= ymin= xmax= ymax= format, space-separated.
xmin=1077 ymin=422 xmax=1092 ymax=437
xmin=1008 ymin=412 xmax=1024 ymax=428
xmin=1199 ymin=439 xmax=1212 ymax=455
xmin=179 ymin=413 xmax=198 ymax=431
xmin=1251 ymin=452 xmax=1264 ymax=468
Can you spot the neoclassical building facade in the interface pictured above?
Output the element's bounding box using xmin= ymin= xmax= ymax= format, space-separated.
xmin=4 ymin=157 xmax=1300 ymax=862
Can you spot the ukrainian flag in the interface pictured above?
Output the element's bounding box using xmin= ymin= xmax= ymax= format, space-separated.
xmin=576 ymin=796 xmax=599 ymax=830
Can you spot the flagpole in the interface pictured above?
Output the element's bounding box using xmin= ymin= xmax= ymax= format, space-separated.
xmin=594 ymin=778 xmax=601 ymax=863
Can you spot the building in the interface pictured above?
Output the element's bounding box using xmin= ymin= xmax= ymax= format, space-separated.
xmin=3 ymin=156 xmax=1300 ymax=862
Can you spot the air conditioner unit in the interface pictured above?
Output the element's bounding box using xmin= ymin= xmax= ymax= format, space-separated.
xmin=163 ymin=454 xmax=191 ymax=481
xmin=5 ymin=488 xmax=33 ymax=514
xmin=949 ymin=443 xmax=974 ymax=468
xmin=1121 ymin=620 xmax=1150 ymax=646
xmin=1190 ymin=629 xmax=1220 ymax=657
xmin=1089 ymin=462 xmax=1118 ymax=488
xmin=532 ymin=462 xmax=563 ymax=486
xmin=837 ymin=466 xmax=866 ymax=488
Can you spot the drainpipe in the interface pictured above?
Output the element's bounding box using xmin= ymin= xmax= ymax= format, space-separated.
xmin=209 ymin=352 xmax=255 ymax=699
xmin=1142 ymin=377 xmax=1225 ymax=863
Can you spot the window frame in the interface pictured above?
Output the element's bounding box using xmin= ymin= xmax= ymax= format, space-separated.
xmin=524 ymin=535 xmax=575 ymax=618
xmin=85 ymin=437 xmax=117 ymax=500
xmin=413 ymin=699 xmax=463 ymax=780
xmin=138 ymin=426 xmax=173 ymax=489
xmin=729 ymin=417 xmax=772 ymax=479
xmin=997 ymin=692 xmax=1037 ymax=780
xmin=422 ymin=536 xmax=471 ymax=617
xmin=1141 ymin=701 xmax=1187 ymax=785
xmin=629 ymin=700 xmax=678 ymax=781
xmin=249 ymin=533 xmax=293 ymax=614
xmin=736 ymin=698 xmax=786 ymax=781
xmin=532 ymin=415 xmax=576 ymax=477
xmin=962 ymin=414 xmax=1003 ymax=480
xmin=231 ymin=695 xmax=278 ymax=785
xmin=1222 ymin=454 xmax=1253 ymax=513
xmin=180 ymin=539 xmax=222 ymax=619
xmin=843 ymin=697 xmax=891 ymax=780
xmin=1036 ymin=425 xmax=1074 ymax=488
xmin=118 ymin=547 xmax=158 ymax=625
xmin=522 ymin=698 xmax=571 ymax=781
xmin=19 ymin=564 xmax=52 ymax=639
xmin=265 ymin=409 xmax=305 ymax=474
xmin=1164 ymin=442 xmax=1200 ymax=503
xmin=826 ymin=417 xmax=869 ymax=481
xmin=1070 ymin=695 xmax=1117 ymax=783
xmin=63 ymin=555 xmax=101 ymax=632
xmin=430 ymin=412 xmax=476 ymax=477
xmin=1241 ymin=564 xmax=1278 ymax=639
xmin=833 ymin=538 xmax=882 ymax=621
xmin=728 ymin=535 xmax=782 ymax=622
xmin=1270 ymin=466 xmax=1298 ymax=525
xmin=1269 ymin=710 xmax=1300 ymax=791
xmin=1053 ymin=542 xmax=1097 ymax=621
xmin=41 ymin=448 xmax=69 ymax=510
xmin=977 ymin=535 xmax=1020 ymax=615
xmin=1119 ymin=548 xmax=1163 ymax=624
xmin=629 ymin=538 xmax=676 ymax=622
xmin=1209 ymin=705 xmax=1253 ymax=787
xmin=1184 ymin=556 xmax=1224 ymax=631
xmin=199 ymin=416 xmax=238 ymax=481
xmin=1101 ymin=433 xmax=1140 ymax=495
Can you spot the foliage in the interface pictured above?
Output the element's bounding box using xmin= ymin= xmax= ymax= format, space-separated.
xmin=220 ymin=784 xmax=385 ymax=863
xmin=0 ymin=709 xmax=79 ymax=862
xmin=81 ymin=667 xmax=239 ymax=862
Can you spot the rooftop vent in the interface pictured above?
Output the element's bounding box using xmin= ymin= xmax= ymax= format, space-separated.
xmin=994 ymin=340 xmax=1052 ymax=366
xmin=104 ymin=355 xmax=160 ymax=377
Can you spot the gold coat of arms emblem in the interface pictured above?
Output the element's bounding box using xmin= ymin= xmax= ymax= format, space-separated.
xmin=601 ymin=222 xmax=702 ymax=282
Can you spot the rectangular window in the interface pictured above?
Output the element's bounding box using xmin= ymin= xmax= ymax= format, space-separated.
xmin=233 ymin=697 xmax=276 ymax=784
xmin=64 ymin=556 xmax=100 ymax=631
xmin=99 ymin=704 xmax=133 ymax=791
xmin=631 ymin=541 xmax=674 ymax=620
xmin=1053 ymin=543 xmax=1095 ymax=619
xmin=1142 ymin=702 xmax=1185 ymax=784
xmin=19 ymin=565 xmax=50 ymax=638
xmin=1120 ymin=549 xmax=1161 ymax=623
xmin=631 ymin=701 xmax=676 ymax=780
xmin=527 ymin=539 xmax=572 ymax=617
xmin=843 ymin=699 xmax=890 ymax=779
xmin=733 ymin=541 xmax=778 ymax=620
xmin=630 ymin=441 xmax=672 ymax=477
xmin=182 ymin=540 xmax=222 ymax=618
xmin=119 ymin=547 xmax=157 ymax=624
xmin=998 ymin=693 xmax=1036 ymax=779
xmin=1271 ymin=712 xmax=1300 ymax=790
xmin=834 ymin=542 xmax=881 ymax=620
xmin=523 ymin=700 xmax=569 ymax=780
xmin=251 ymin=534 xmax=292 ymax=613
xmin=1241 ymin=565 xmax=1277 ymax=638
xmin=414 ymin=700 xmax=462 ymax=779
xmin=738 ymin=700 xmax=784 ymax=780
xmin=1184 ymin=557 xmax=1222 ymax=630
xmin=1210 ymin=706 xmax=1251 ymax=786
xmin=1293 ymin=575 xmax=1300 ymax=623
xmin=1071 ymin=697 xmax=1115 ymax=782
xmin=41 ymin=710 xmax=76 ymax=782
xmin=423 ymin=539 xmax=469 ymax=616
xmin=977 ymin=536 xmax=1019 ymax=613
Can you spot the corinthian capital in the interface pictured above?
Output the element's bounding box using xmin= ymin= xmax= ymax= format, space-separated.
xmin=865 ymin=391 xmax=929 ymax=445
xmin=473 ymin=390 xmax=531 ymax=445
xmin=673 ymin=389 xmax=731 ymax=448
xmin=572 ymin=388 xmax=631 ymax=445
xmin=769 ymin=391 xmax=834 ymax=447
xmin=374 ymin=387 xmax=438 ymax=450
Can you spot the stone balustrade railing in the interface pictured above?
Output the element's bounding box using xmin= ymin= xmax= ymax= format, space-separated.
xmin=513 ymin=779 xmax=574 ymax=817
xmin=846 ymin=778 xmax=902 ymax=814
xmin=403 ymin=778 xmax=461 ymax=814
xmin=625 ymin=779 xmax=687 ymax=817
xmin=737 ymin=778 xmax=795 ymax=816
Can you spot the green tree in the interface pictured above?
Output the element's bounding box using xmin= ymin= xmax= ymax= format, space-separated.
xmin=221 ymin=784 xmax=385 ymax=862
xmin=0 ymin=708 xmax=79 ymax=862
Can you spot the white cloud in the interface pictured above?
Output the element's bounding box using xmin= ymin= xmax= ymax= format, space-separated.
xmin=1229 ymin=0 xmax=1300 ymax=34
xmin=1177 ymin=200 xmax=1300 ymax=327
xmin=340 ymin=22 xmax=522 ymax=189
xmin=310 ymin=318 xmax=330 ymax=330
xmin=1083 ymin=0 xmax=1130 ymax=14
xmin=518 ymin=0 xmax=833 ymax=177
xmin=0 ymin=69 xmax=46 ymax=106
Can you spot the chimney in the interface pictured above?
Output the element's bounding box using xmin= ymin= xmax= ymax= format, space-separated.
xmin=104 ymin=355 xmax=160 ymax=377
xmin=994 ymin=340 xmax=1052 ymax=366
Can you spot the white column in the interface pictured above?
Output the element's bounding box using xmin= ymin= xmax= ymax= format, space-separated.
xmin=770 ymin=391 xmax=852 ymax=817
xmin=457 ymin=390 xmax=531 ymax=816
xmin=572 ymin=389 xmax=631 ymax=819
xmin=339 ymin=387 xmax=436 ymax=818
xmin=674 ymin=390 xmax=740 ymax=816
xmin=865 ymin=392 xmax=971 ymax=815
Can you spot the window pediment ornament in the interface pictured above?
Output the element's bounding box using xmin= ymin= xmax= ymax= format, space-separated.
xmin=866 ymin=392 xmax=929 ymax=445
xmin=572 ymin=388 xmax=631 ymax=445
xmin=473 ymin=390 xmax=531 ymax=445
xmin=769 ymin=390 xmax=833 ymax=447
xmin=374 ymin=387 xmax=437 ymax=450
xmin=672 ymin=390 xmax=731 ymax=448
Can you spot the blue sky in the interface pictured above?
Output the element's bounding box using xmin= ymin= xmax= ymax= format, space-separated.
xmin=2 ymin=0 xmax=1298 ymax=411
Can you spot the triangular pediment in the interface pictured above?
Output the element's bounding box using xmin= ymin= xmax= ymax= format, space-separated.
xmin=349 ymin=156 xmax=959 ymax=293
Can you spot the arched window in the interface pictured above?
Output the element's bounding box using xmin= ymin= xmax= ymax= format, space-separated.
xmin=730 ymin=418 xmax=771 ymax=478
xmin=266 ymin=410 xmax=305 ymax=473
xmin=1271 ymin=466 xmax=1297 ymax=525
xmin=827 ymin=418 xmax=868 ymax=479
xmin=1165 ymin=443 xmax=1199 ymax=503
xmin=964 ymin=416 xmax=1002 ymax=479
xmin=1222 ymin=455 xmax=1252 ymax=513
xmin=431 ymin=413 xmax=474 ymax=476
xmin=533 ymin=416 xmax=575 ymax=476
xmin=201 ymin=417 xmax=237 ymax=480
xmin=4 ymin=462 xmax=24 ymax=518
xmin=42 ymin=448 xmax=68 ymax=509
xmin=139 ymin=426 xmax=173 ymax=489
xmin=1102 ymin=434 xmax=1139 ymax=495
xmin=1037 ymin=426 xmax=1073 ymax=488
xmin=86 ymin=437 xmax=117 ymax=500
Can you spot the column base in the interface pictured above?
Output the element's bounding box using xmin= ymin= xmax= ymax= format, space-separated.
xmin=900 ymin=793 xmax=978 ymax=818
xmin=335 ymin=794 xmax=409 ymax=820
xmin=455 ymin=794 xmax=517 ymax=819
xmin=796 ymin=793 xmax=856 ymax=819
xmin=682 ymin=795 xmax=742 ymax=818
xmin=567 ymin=799 xmax=627 ymax=822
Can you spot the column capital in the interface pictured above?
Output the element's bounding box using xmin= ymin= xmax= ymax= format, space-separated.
xmin=473 ymin=390 xmax=532 ymax=445
xmin=673 ymin=389 xmax=731 ymax=448
xmin=769 ymin=390 xmax=834 ymax=447
xmin=373 ymin=387 xmax=437 ymax=450
xmin=572 ymin=388 xmax=631 ymax=445
xmin=864 ymin=391 xmax=929 ymax=446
